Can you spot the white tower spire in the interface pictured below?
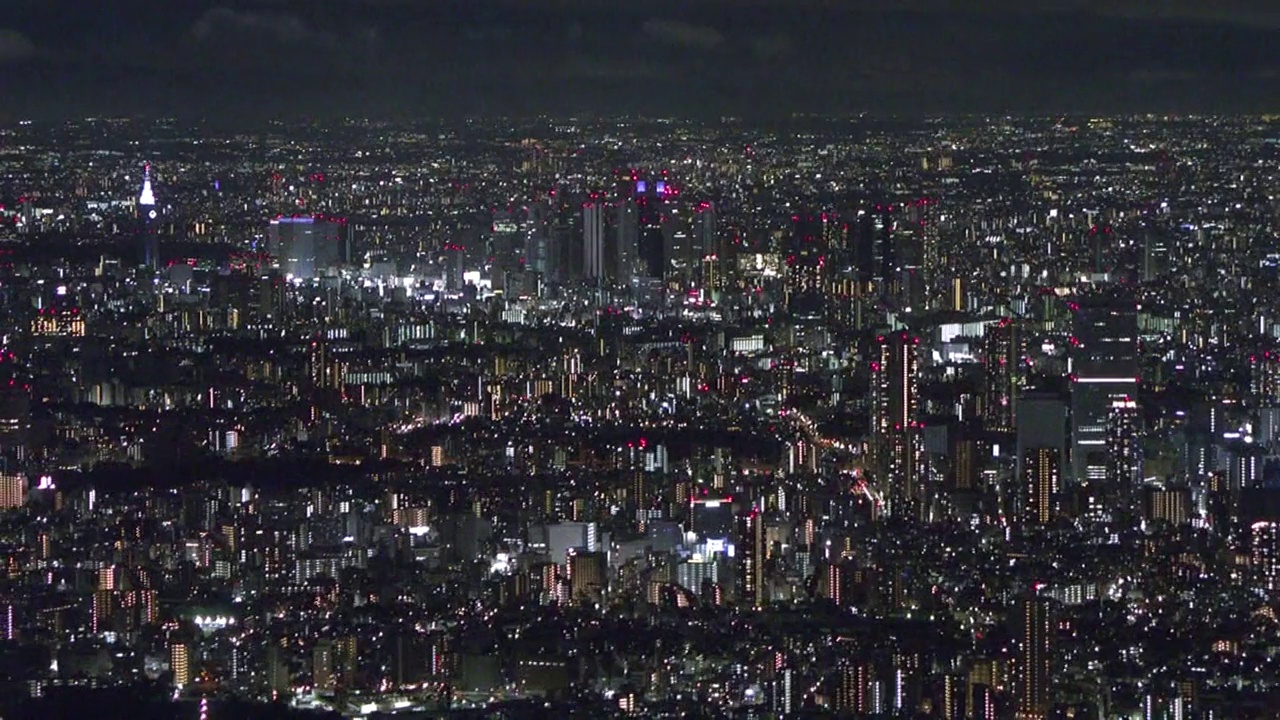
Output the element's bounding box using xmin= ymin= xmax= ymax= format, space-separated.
xmin=139 ymin=163 xmax=156 ymax=206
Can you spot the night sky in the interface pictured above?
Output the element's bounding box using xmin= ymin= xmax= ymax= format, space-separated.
xmin=2 ymin=0 xmax=1280 ymax=122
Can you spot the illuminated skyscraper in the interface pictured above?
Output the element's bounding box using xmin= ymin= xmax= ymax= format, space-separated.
xmin=736 ymin=509 xmax=765 ymax=608
xmin=137 ymin=162 xmax=160 ymax=270
xmin=1014 ymin=594 xmax=1051 ymax=720
xmin=1016 ymin=392 xmax=1068 ymax=522
xmin=614 ymin=198 xmax=639 ymax=279
xmin=582 ymin=199 xmax=605 ymax=281
xmin=983 ymin=318 xmax=1023 ymax=433
xmin=267 ymin=216 xmax=349 ymax=280
xmin=872 ymin=332 xmax=924 ymax=517
xmin=1101 ymin=397 xmax=1141 ymax=516
xmin=1023 ymin=447 xmax=1060 ymax=526
xmin=785 ymin=214 xmax=828 ymax=319
xmin=1070 ymin=296 xmax=1138 ymax=485
xmin=170 ymin=641 xmax=192 ymax=688
xmin=0 ymin=474 xmax=26 ymax=509
xmin=633 ymin=178 xmax=669 ymax=279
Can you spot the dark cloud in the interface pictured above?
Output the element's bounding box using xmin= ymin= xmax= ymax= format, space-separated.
xmin=641 ymin=19 xmax=724 ymax=50
xmin=2 ymin=0 xmax=1280 ymax=120
xmin=0 ymin=29 xmax=35 ymax=62
xmin=191 ymin=7 xmax=339 ymax=47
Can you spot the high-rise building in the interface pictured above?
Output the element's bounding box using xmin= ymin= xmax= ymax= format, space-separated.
xmin=614 ymin=198 xmax=639 ymax=280
xmin=568 ymin=550 xmax=607 ymax=601
xmin=1100 ymin=397 xmax=1141 ymax=516
xmin=267 ymin=216 xmax=349 ymax=280
xmin=1141 ymin=223 xmax=1170 ymax=282
xmin=1070 ymin=295 xmax=1138 ymax=485
xmin=1023 ymin=448 xmax=1060 ymax=526
xmin=872 ymin=333 xmax=924 ymax=517
xmin=633 ymin=179 xmax=668 ymax=279
xmin=137 ymin=162 xmax=160 ymax=270
xmin=983 ymin=318 xmax=1023 ymax=433
xmin=170 ymin=641 xmax=192 ymax=688
xmin=0 ymin=474 xmax=26 ymax=509
xmin=1252 ymin=521 xmax=1280 ymax=592
xmin=582 ymin=200 xmax=605 ymax=281
xmin=1016 ymin=392 xmax=1068 ymax=520
xmin=736 ymin=509 xmax=765 ymax=608
xmin=785 ymin=214 xmax=828 ymax=319
xmin=1013 ymin=594 xmax=1051 ymax=719
xmin=489 ymin=211 xmax=524 ymax=292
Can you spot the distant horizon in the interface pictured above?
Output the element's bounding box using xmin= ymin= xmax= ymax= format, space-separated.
xmin=5 ymin=112 xmax=1280 ymax=129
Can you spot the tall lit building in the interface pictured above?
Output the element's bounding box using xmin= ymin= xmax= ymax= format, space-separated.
xmin=872 ymin=332 xmax=924 ymax=517
xmin=1023 ymin=448 xmax=1060 ymax=526
xmin=1070 ymin=296 xmax=1138 ymax=486
xmin=137 ymin=162 xmax=160 ymax=270
xmin=582 ymin=199 xmax=605 ymax=281
xmin=0 ymin=474 xmax=26 ymax=509
xmin=267 ymin=216 xmax=349 ymax=280
xmin=1014 ymin=594 xmax=1051 ymax=719
xmin=0 ymin=357 xmax=30 ymax=463
xmin=1252 ymin=521 xmax=1280 ymax=593
xmin=1016 ymin=392 xmax=1068 ymax=522
xmin=736 ymin=509 xmax=765 ymax=609
xmin=1100 ymin=397 xmax=1140 ymax=516
xmin=983 ymin=318 xmax=1022 ymax=433
xmin=170 ymin=641 xmax=192 ymax=688
xmin=632 ymin=178 xmax=669 ymax=279
xmin=785 ymin=214 xmax=829 ymax=319
xmin=568 ymin=550 xmax=607 ymax=601
xmin=614 ymin=198 xmax=639 ymax=279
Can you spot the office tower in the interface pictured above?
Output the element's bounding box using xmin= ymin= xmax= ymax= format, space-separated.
xmin=1145 ymin=485 xmax=1191 ymax=525
xmin=1018 ymin=393 xmax=1069 ymax=457
xmin=525 ymin=201 xmax=551 ymax=276
xmin=736 ymin=509 xmax=765 ymax=608
xmin=489 ymin=211 xmax=524 ymax=291
xmin=1023 ymin=448 xmax=1060 ymax=526
xmin=983 ymin=318 xmax=1023 ymax=433
xmin=170 ymin=641 xmax=192 ymax=688
xmin=695 ymin=201 xmax=716 ymax=259
xmin=568 ymin=550 xmax=607 ymax=601
xmin=582 ymin=199 xmax=605 ymax=281
xmin=0 ymin=359 xmax=30 ymax=464
xmin=1014 ymin=595 xmax=1051 ymax=720
xmin=1070 ymin=296 xmax=1138 ymax=485
xmin=949 ymin=431 xmax=982 ymax=493
xmin=1101 ymin=397 xmax=1140 ymax=515
xmin=137 ymin=162 xmax=160 ymax=270
xmin=690 ymin=495 xmax=734 ymax=541
xmin=785 ymin=214 xmax=827 ymax=319
xmin=614 ymin=198 xmax=639 ymax=280
xmin=267 ymin=216 xmax=348 ymax=280
xmin=852 ymin=210 xmax=878 ymax=286
xmin=872 ymin=332 xmax=924 ymax=517
xmin=633 ymin=178 xmax=668 ymax=279
xmin=1141 ymin=223 xmax=1170 ymax=282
